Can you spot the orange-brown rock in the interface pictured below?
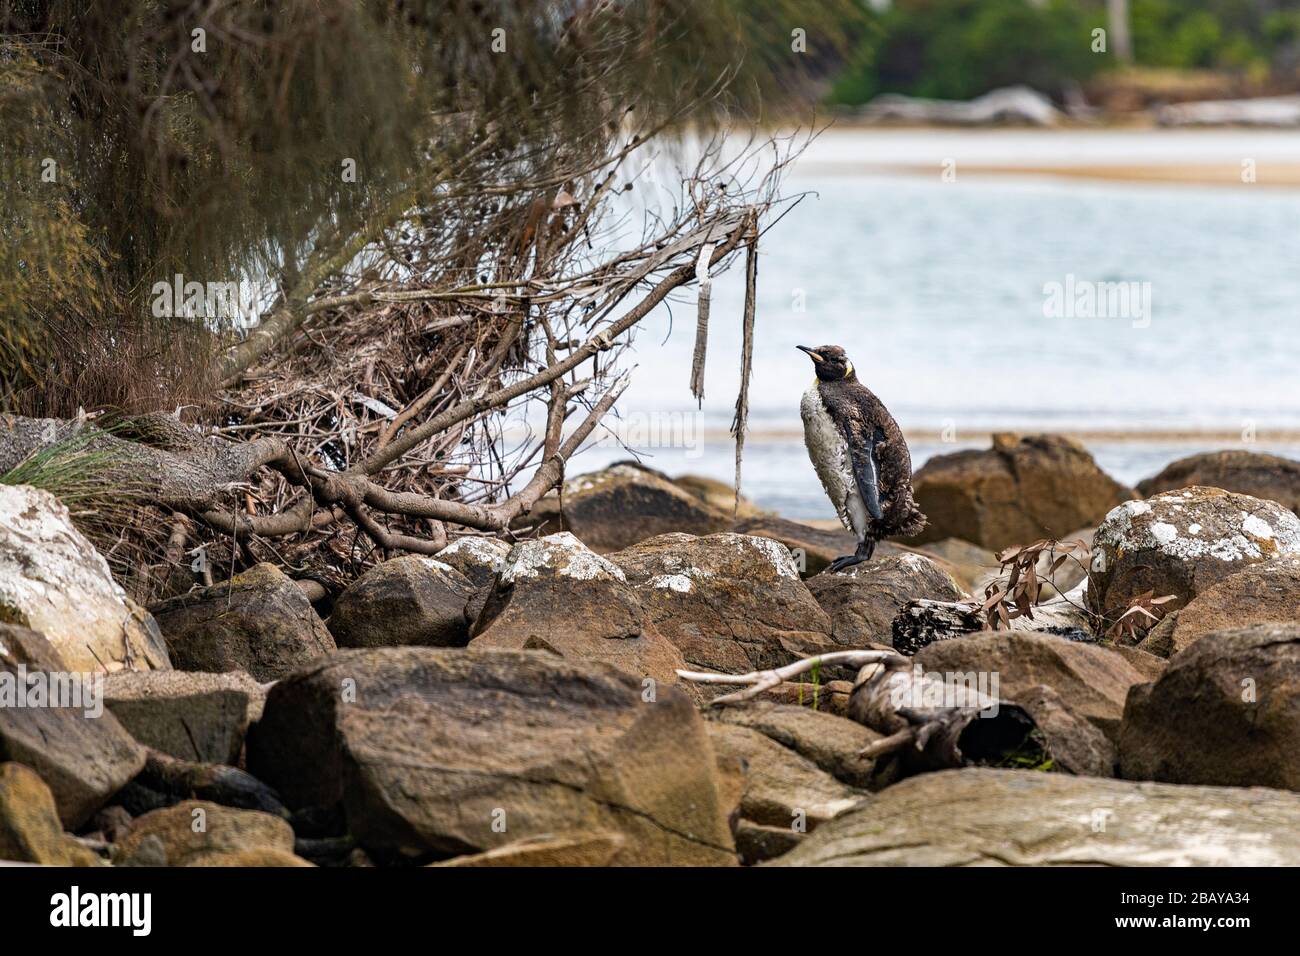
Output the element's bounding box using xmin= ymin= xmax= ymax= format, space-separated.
xmin=609 ymin=532 xmax=835 ymax=674
xmin=906 ymin=433 xmax=1134 ymax=551
xmin=1138 ymin=555 xmax=1300 ymax=657
xmin=469 ymin=533 xmax=688 ymax=690
xmin=1137 ymin=450 xmax=1300 ymax=514
xmin=1119 ymin=623 xmax=1300 ymax=790
xmin=521 ymin=463 xmax=731 ymax=552
xmin=247 ymin=648 xmax=737 ymax=865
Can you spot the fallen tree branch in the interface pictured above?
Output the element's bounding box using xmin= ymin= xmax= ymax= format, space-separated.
xmin=678 ymin=647 xmax=1052 ymax=784
xmin=677 ymin=650 xmax=904 ymax=706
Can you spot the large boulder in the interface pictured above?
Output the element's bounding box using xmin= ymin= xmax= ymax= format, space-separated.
xmin=914 ymin=630 xmax=1148 ymax=741
xmin=1137 ymin=556 xmax=1300 ymax=658
xmin=905 ymin=434 xmax=1134 ymax=551
xmin=103 ymin=670 xmax=265 ymax=764
xmin=0 ymin=762 xmax=102 ymax=866
xmin=807 ymin=554 xmax=965 ymax=647
xmin=0 ymin=483 xmax=169 ymax=672
xmin=0 ymin=623 xmax=145 ymax=827
xmin=1119 ymin=623 xmax=1300 ymax=790
xmin=151 ymin=563 xmax=337 ymax=682
xmin=468 ymin=533 xmax=687 ymax=690
xmin=246 ymin=648 xmax=736 ymax=865
xmin=1088 ymin=488 xmax=1300 ymax=643
xmin=112 ymin=800 xmax=295 ymax=867
xmin=671 ymin=474 xmax=767 ymax=520
xmin=609 ymin=532 xmax=836 ymax=674
xmin=705 ymin=722 xmax=863 ymax=863
xmin=768 ymin=768 xmax=1300 ymax=866
xmin=328 ymin=555 xmax=475 ymax=648
xmin=521 ymin=463 xmax=731 ymax=552
xmin=1138 ymin=450 xmax=1300 ymax=514
xmin=731 ymin=516 xmax=857 ymax=576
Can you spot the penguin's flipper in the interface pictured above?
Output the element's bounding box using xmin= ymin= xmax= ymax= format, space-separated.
xmin=844 ymin=424 xmax=884 ymax=522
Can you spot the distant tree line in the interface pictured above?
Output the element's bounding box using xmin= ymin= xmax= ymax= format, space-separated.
xmin=829 ymin=0 xmax=1300 ymax=104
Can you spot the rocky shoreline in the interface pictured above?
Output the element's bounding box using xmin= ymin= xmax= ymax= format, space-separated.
xmin=3 ymin=433 xmax=1299 ymax=867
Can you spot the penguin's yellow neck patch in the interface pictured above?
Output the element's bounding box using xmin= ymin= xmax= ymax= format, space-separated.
xmin=843 ymin=362 xmax=854 ymax=378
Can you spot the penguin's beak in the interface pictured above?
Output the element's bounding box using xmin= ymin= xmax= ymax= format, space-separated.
xmin=796 ymin=345 xmax=824 ymax=363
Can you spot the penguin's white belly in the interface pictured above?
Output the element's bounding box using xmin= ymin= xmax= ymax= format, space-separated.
xmin=801 ymin=385 xmax=868 ymax=539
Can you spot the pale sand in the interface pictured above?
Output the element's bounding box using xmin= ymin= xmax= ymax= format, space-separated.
xmin=830 ymin=161 xmax=1300 ymax=187
xmin=709 ymin=428 xmax=1300 ymax=444
xmin=792 ymin=126 xmax=1300 ymax=187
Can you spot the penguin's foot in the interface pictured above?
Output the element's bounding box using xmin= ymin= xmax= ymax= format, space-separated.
xmin=827 ymin=538 xmax=876 ymax=574
xmin=827 ymin=553 xmax=866 ymax=573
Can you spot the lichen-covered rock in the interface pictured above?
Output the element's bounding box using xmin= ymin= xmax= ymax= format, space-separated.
xmin=113 ymin=800 xmax=295 ymax=867
xmin=1135 ymin=556 xmax=1300 ymax=658
xmin=768 ymin=768 xmax=1300 ymax=866
xmin=0 ymin=624 xmax=145 ymax=827
xmin=0 ymin=484 xmax=169 ymax=673
xmin=103 ymin=670 xmax=265 ymax=764
xmin=914 ymin=630 xmax=1148 ymax=741
xmin=1138 ymin=450 xmax=1300 ymax=514
xmin=807 ymin=553 xmax=965 ymax=647
xmin=0 ymin=762 xmax=103 ymax=866
xmin=246 ymin=648 xmax=736 ymax=865
xmin=609 ymin=532 xmax=836 ymax=674
xmin=469 ymin=533 xmax=688 ymax=689
xmin=521 ymin=462 xmax=732 ymax=552
xmin=705 ymin=722 xmax=864 ymax=862
xmin=1119 ymin=623 xmax=1300 ymax=790
xmin=710 ymin=701 xmax=881 ymax=789
xmin=1088 ymin=487 xmax=1300 ymax=643
xmin=433 ymin=536 xmax=511 ymax=587
xmin=905 ymin=434 xmax=1134 ymax=551
xmin=731 ymin=515 xmax=856 ymax=577
xmin=328 ymin=555 xmax=475 ymax=648
xmin=151 ymin=563 xmax=336 ymax=682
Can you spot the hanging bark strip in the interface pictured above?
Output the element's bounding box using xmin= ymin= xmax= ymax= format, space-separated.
xmin=730 ymin=220 xmax=758 ymax=516
xmin=688 ymin=229 xmax=716 ymax=405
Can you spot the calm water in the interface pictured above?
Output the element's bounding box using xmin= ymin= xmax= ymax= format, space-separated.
xmin=567 ymin=130 xmax=1300 ymax=520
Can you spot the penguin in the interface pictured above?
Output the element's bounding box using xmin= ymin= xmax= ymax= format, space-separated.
xmin=797 ymin=344 xmax=926 ymax=572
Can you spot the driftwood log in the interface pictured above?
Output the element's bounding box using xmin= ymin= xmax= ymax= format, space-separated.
xmin=678 ymin=650 xmax=1049 ymax=787
xmin=892 ymin=583 xmax=1096 ymax=655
